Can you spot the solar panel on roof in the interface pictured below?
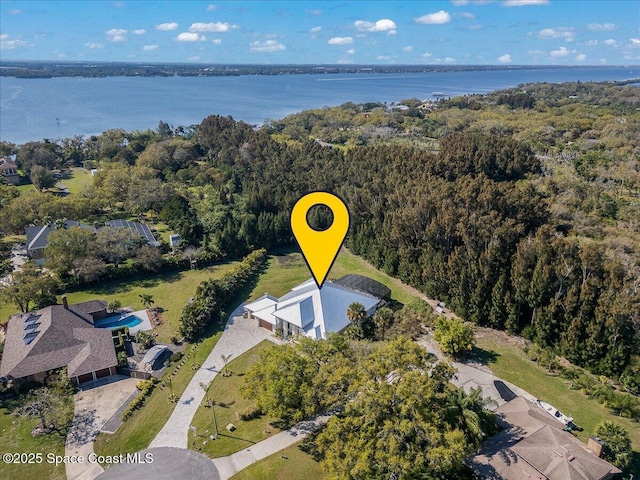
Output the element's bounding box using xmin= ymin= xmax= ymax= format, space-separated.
xmin=24 ymin=322 xmax=40 ymax=331
xmin=23 ymin=331 xmax=40 ymax=345
xmin=24 ymin=314 xmax=41 ymax=323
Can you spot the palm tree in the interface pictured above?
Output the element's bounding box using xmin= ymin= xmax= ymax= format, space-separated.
xmin=139 ymin=293 xmax=154 ymax=310
xmin=220 ymin=354 xmax=233 ymax=377
xmin=595 ymin=420 xmax=632 ymax=469
xmin=346 ymin=302 xmax=366 ymax=323
xmin=446 ymin=387 xmax=495 ymax=448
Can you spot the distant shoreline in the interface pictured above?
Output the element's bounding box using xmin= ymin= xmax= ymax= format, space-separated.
xmin=0 ymin=62 xmax=633 ymax=79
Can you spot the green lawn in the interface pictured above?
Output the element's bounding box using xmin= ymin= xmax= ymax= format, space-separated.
xmin=0 ymin=404 xmax=67 ymax=480
xmin=16 ymin=183 xmax=35 ymax=195
xmin=475 ymin=336 xmax=640 ymax=474
xmin=189 ymin=340 xmax=279 ymax=458
xmin=229 ymin=441 xmax=324 ymax=480
xmin=245 ymin=247 xmax=416 ymax=306
xmin=60 ymin=168 xmax=94 ymax=195
xmin=0 ymin=262 xmax=238 ymax=342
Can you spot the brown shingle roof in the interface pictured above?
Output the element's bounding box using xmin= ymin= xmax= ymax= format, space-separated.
xmin=0 ymin=303 xmax=116 ymax=380
xmin=471 ymin=397 xmax=622 ymax=480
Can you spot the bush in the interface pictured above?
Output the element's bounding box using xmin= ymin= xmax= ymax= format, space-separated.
xmin=170 ymin=352 xmax=183 ymax=363
xmin=434 ymin=317 xmax=475 ymax=356
xmin=117 ymin=351 xmax=129 ymax=367
xmin=122 ymin=377 xmax=158 ymax=421
xmin=135 ymin=330 xmax=156 ymax=350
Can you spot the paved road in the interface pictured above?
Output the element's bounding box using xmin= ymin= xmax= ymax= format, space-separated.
xmin=150 ymin=304 xmax=280 ymax=449
xmin=65 ymin=376 xmax=140 ymax=480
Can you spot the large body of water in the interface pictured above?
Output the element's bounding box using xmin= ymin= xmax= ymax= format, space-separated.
xmin=1 ymin=66 xmax=638 ymax=145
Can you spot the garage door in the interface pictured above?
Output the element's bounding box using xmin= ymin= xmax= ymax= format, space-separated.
xmin=95 ymin=368 xmax=111 ymax=379
xmin=77 ymin=372 xmax=93 ymax=384
xmin=258 ymin=318 xmax=273 ymax=331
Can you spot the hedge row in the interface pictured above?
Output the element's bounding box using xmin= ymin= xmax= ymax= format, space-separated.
xmin=121 ymin=377 xmax=159 ymax=421
xmin=178 ymin=248 xmax=267 ymax=340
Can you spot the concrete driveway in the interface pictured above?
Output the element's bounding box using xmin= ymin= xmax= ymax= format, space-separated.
xmin=65 ymin=375 xmax=140 ymax=480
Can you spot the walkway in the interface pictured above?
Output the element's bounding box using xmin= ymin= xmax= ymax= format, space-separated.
xmin=65 ymin=375 xmax=140 ymax=480
xmin=212 ymin=414 xmax=330 ymax=480
xmin=150 ymin=303 xmax=279 ymax=449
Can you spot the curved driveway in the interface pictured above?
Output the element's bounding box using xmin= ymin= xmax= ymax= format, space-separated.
xmin=150 ymin=303 xmax=279 ymax=449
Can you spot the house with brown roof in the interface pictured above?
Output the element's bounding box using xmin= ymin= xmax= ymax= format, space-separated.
xmin=0 ymin=297 xmax=117 ymax=386
xmin=470 ymin=397 xmax=622 ymax=480
xmin=0 ymin=157 xmax=20 ymax=185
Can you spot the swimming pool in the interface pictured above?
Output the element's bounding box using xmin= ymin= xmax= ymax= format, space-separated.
xmin=93 ymin=310 xmax=152 ymax=334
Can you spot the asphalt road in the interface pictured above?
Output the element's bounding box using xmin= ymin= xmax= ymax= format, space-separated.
xmin=95 ymin=447 xmax=219 ymax=480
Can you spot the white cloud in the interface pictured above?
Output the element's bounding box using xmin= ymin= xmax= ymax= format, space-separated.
xmin=143 ymin=45 xmax=158 ymax=51
xmin=603 ymin=38 xmax=617 ymax=46
xmin=156 ymin=22 xmax=179 ymax=31
xmin=310 ymin=26 xmax=322 ymax=33
xmin=403 ymin=46 xmax=413 ymax=52
xmin=176 ymin=32 xmax=206 ymax=42
xmin=328 ymin=36 xmax=353 ymax=45
xmin=212 ymin=39 xmax=222 ymax=45
xmin=456 ymin=12 xmax=476 ymax=19
xmin=586 ymin=40 xmax=598 ymax=46
xmin=309 ymin=9 xmax=323 ymax=16
xmin=85 ymin=42 xmax=104 ymax=48
xmin=503 ymin=0 xmax=549 ymax=6
xmin=444 ymin=57 xmax=456 ymax=63
xmin=0 ymin=34 xmax=33 ymax=49
xmin=550 ymin=46 xmax=572 ymax=57
xmin=250 ymin=40 xmax=286 ymax=52
xmin=189 ymin=22 xmax=236 ymax=33
xmin=421 ymin=52 xmax=433 ymax=59
xmin=8 ymin=9 xmax=22 ymax=14
xmin=587 ymin=23 xmax=616 ymax=31
xmin=207 ymin=4 xmax=219 ymax=11
xmin=630 ymin=38 xmax=640 ymax=46
xmin=388 ymin=30 xmax=397 ymax=35
xmin=187 ymin=55 xmax=200 ymax=61
xmin=132 ymin=29 xmax=146 ymax=35
xmin=346 ymin=48 xmax=356 ymax=54
xmin=451 ymin=0 xmax=468 ymax=5
xmin=106 ymin=28 xmax=127 ymax=42
xmin=575 ymin=53 xmax=586 ymax=61
xmin=415 ymin=10 xmax=451 ymax=24
xmin=498 ymin=53 xmax=512 ymax=63
xmin=538 ymin=27 xmax=575 ymax=42
xmin=377 ymin=55 xmax=393 ymax=61
xmin=354 ymin=19 xmax=397 ymax=33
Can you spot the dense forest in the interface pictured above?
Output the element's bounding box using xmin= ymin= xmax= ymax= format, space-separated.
xmin=0 ymin=81 xmax=638 ymax=388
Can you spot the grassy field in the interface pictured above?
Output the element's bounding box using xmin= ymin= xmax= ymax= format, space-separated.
xmin=0 ymin=404 xmax=67 ymax=480
xmin=0 ymin=262 xmax=238 ymax=342
xmin=61 ymin=168 xmax=94 ymax=194
xmin=189 ymin=340 xmax=279 ymax=458
xmin=475 ymin=335 xmax=640 ymax=474
xmin=229 ymin=441 xmax=324 ymax=480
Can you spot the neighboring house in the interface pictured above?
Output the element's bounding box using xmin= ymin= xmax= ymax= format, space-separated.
xmin=0 ymin=157 xmax=20 ymax=185
xmin=471 ymin=396 xmax=622 ymax=480
xmin=0 ymin=297 xmax=117 ymax=386
xmin=25 ymin=219 xmax=160 ymax=264
xmin=244 ymin=274 xmax=389 ymax=340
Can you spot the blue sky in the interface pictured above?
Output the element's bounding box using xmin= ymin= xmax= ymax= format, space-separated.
xmin=1 ymin=1 xmax=639 ymax=65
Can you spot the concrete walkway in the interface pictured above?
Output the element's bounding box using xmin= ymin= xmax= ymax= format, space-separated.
xmin=211 ymin=414 xmax=330 ymax=480
xmin=150 ymin=304 xmax=279 ymax=449
xmin=417 ymin=336 xmax=536 ymax=410
xmin=65 ymin=375 xmax=140 ymax=480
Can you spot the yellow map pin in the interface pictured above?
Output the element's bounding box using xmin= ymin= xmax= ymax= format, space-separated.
xmin=291 ymin=192 xmax=350 ymax=289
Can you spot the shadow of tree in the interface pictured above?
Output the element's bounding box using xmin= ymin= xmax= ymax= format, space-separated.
xmin=65 ymin=408 xmax=98 ymax=447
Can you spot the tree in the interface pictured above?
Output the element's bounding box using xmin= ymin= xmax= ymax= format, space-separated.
xmin=0 ymin=261 xmax=59 ymax=312
xmin=72 ymin=256 xmax=107 ymax=282
xmin=434 ymin=317 xmax=476 ymax=357
xmin=95 ymin=227 xmax=139 ymax=268
xmin=594 ymin=421 xmax=632 ymax=470
xmin=44 ymin=226 xmax=96 ymax=276
xmin=220 ymin=354 xmax=233 ymax=377
xmin=373 ymin=307 xmax=394 ymax=340
xmin=108 ymin=300 xmax=122 ymax=313
xmin=346 ymin=302 xmax=366 ymax=323
xmin=139 ymin=293 xmax=154 ymax=310
xmin=16 ymin=387 xmax=70 ymax=435
xmin=30 ymin=165 xmax=56 ymax=191
xmin=135 ymin=245 xmax=163 ymax=272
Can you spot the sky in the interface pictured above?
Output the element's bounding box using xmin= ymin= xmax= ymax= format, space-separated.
xmin=1 ymin=0 xmax=639 ymax=65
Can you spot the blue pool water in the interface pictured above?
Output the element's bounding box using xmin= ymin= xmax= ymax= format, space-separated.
xmin=94 ymin=313 xmax=142 ymax=330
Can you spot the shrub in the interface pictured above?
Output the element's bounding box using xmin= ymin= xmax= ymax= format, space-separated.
xmin=434 ymin=317 xmax=475 ymax=356
xmin=170 ymin=352 xmax=183 ymax=363
xmin=122 ymin=377 xmax=158 ymax=421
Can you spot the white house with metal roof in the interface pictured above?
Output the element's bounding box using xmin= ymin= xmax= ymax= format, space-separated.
xmin=244 ymin=276 xmax=385 ymax=340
